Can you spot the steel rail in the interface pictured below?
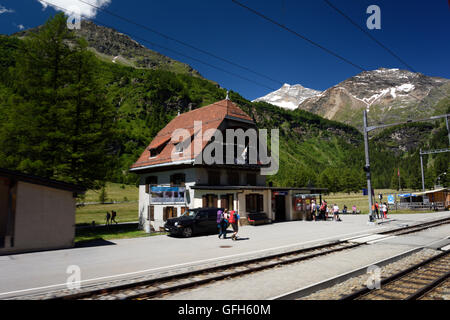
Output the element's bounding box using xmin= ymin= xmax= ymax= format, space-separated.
xmin=340 ymin=250 xmax=450 ymax=300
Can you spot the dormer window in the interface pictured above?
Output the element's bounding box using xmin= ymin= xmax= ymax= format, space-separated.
xmin=175 ymin=143 xmax=184 ymax=154
xmin=149 ymin=148 xmax=158 ymax=158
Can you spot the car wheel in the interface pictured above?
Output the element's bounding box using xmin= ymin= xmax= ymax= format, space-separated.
xmin=182 ymin=227 xmax=193 ymax=238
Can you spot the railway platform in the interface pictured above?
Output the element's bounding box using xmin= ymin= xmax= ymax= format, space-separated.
xmin=0 ymin=211 xmax=449 ymax=299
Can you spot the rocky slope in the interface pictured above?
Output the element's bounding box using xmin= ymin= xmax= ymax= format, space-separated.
xmin=298 ymin=68 xmax=450 ymax=130
xmin=14 ymin=20 xmax=202 ymax=77
xmin=253 ymin=83 xmax=321 ymax=110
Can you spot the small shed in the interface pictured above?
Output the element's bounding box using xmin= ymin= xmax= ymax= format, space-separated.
xmin=414 ymin=188 xmax=449 ymax=210
xmin=0 ymin=168 xmax=86 ymax=255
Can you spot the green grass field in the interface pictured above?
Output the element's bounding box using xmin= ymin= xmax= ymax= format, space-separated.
xmin=79 ymin=182 xmax=139 ymax=203
xmin=76 ymin=202 xmax=138 ymax=225
xmin=76 ymin=183 xmax=139 ymax=225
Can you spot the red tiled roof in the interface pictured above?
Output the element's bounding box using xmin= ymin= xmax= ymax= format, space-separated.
xmin=131 ymin=99 xmax=254 ymax=170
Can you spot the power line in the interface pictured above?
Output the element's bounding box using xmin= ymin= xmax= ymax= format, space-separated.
xmin=231 ymin=0 xmax=366 ymax=72
xmin=231 ymin=0 xmax=445 ymax=101
xmin=38 ymin=0 xmax=277 ymax=91
xmin=323 ymin=0 xmax=417 ymax=72
xmin=323 ymin=0 xmax=450 ymax=101
xmin=74 ymin=0 xmax=283 ymax=86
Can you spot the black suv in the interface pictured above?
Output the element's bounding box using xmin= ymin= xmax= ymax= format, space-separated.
xmin=164 ymin=207 xmax=224 ymax=238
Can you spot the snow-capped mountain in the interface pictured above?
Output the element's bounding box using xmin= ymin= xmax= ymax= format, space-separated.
xmin=253 ymin=83 xmax=322 ymax=110
xmin=297 ymin=68 xmax=450 ymax=130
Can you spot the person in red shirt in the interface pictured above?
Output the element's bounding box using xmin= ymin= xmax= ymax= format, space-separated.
xmin=229 ymin=210 xmax=240 ymax=241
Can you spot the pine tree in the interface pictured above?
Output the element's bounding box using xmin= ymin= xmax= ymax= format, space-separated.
xmin=0 ymin=13 xmax=116 ymax=189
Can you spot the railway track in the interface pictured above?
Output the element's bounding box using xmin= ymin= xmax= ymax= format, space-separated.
xmin=341 ymin=250 xmax=450 ymax=300
xmin=35 ymin=216 xmax=450 ymax=300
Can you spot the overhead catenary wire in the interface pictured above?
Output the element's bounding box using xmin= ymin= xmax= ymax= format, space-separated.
xmin=38 ymin=0 xmax=278 ymax=91
xmin=74 ymin=0 xmax=284 ymax=87
xmin=323 ymin=0 xmax=450 ymax=101
xmin=323 ymin=0 xmax=417 ymax=72
xmin=231 ymin=0 xmax=366 ymax=72
xmin=232 ymin=0 xmax=448 ymax=105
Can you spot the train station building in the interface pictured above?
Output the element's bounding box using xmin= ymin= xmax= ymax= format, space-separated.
xmin=130 ymin=98 xmax=326 ymax=232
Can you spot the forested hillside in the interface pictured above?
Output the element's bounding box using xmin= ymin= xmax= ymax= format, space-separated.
xmin=0 ymin=14 xmax=448 ymax=192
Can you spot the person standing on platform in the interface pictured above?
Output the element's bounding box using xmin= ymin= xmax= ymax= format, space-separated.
xmin=375 ymin=202 xmax=380 ymax=219
xmin=311 ymin=200 xmax=317 ymax=221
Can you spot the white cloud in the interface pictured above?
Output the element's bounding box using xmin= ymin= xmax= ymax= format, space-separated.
xmin=17 ymin=24 xmax=25 ymax=30
xmin=0 ymin=5 xmax=15 ymax=14
xmin=37 ymin=0 xmax=111 ymax=18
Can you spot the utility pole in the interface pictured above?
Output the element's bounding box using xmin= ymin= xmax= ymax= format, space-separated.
xmin=363 ymin=112 xmax=448 ymax=221
xmin=363 ymin=110 xmax=374 ymax=222
xmin=420 ymin=149 xmax=425 ymax=191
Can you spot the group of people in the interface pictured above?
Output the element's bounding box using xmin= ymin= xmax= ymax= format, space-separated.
xmin=372 ymin=202 xmax=389 ymax=219
xmin=310 ymin=200 xmax=342 ymax=221
xmin=217 ymin=209 xmax=240 ymax=240
xmin=105 ymin=210 xmax=118 ymax=225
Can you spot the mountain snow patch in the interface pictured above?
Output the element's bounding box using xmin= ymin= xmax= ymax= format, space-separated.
xmin=253 ymin=84 xmax=322 ymax=110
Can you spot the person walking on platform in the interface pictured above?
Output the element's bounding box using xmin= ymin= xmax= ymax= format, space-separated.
xmin=229 ymin=210 xmax=240 ymax=241
xmin=382 ymin=203 xmax=388 ymax=219
xmin=105 ymin=211 xmax=111 ymax=225
xmin=217 ymin=208 xmax=225 ymax=239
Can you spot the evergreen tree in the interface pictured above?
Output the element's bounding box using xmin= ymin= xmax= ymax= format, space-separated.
xmin=0 ymin=14 xmax=116 ymax=189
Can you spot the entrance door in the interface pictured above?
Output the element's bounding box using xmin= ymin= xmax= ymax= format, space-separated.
xmin=274 ymin=195 xmax=286 ymax=222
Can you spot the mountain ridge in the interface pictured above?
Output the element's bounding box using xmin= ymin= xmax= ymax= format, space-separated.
xmin=13 ymin=20 xmax=204 ymax=78
xmin=255 ymin=68 xmax=449 ymax=131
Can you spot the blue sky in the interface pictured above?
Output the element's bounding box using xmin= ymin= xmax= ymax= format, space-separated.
xmin=0 ymin=0 xmax=449 ymax=100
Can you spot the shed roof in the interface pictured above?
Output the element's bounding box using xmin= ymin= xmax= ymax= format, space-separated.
xmin=0 ymin=168 xmax=86 ymax=193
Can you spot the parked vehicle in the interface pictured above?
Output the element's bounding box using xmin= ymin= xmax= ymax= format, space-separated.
xmin=164 ymin=207 xmax=224 ymax=237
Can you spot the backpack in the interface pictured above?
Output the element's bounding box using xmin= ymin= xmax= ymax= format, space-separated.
xmin=229 ymin=211 xmax=237 ymax=224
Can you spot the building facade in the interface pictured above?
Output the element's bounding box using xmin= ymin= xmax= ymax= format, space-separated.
xmin=131 ymin=99 xmax=325 ymax=232
xmin=0 ymin=168 xmax=85 ymax=254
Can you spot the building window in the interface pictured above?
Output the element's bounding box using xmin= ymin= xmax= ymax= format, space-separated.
xmin=208 ymin=171 xmax=221 ymax=186
xmin=147 ymin=205 xmax=155 ymax=221
xmin=220 ymin=194 xmax=234 ymax=210
xmin=163 ymin=207 xmax=177 ymax=221
xmin=145 ymin=176 xmax=158 ymax=193
xmin=246 ymin=173 xmax=257 ymax=186
xmin=202 ymin=194 xmax=218 ymax=208
xmin=246 ymin=194 xmax=264 ymax=213
xmin=228 ymin=172 xmax=239 ymax=186
xmin=170 ymin=173 xmax=185 ymax=186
